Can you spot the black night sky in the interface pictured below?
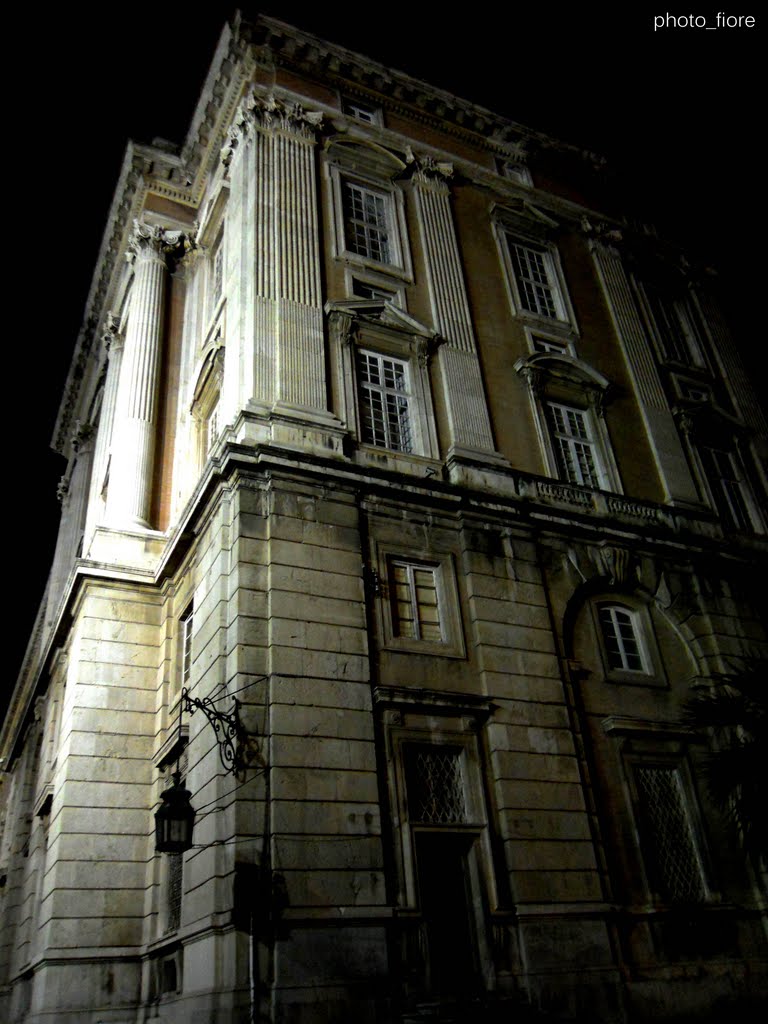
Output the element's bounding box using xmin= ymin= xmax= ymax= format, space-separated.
xmin=8 ymin=3 xmax=763 ymax=696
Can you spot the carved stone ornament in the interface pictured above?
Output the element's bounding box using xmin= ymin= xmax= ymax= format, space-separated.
xmin=102 ymin=312 xmax=121 ymax=352
xmin=56 ymin=476 xmax=70 ymax=503
xmin=580 ymin=216 xmax=624 ymax=250
xmin=71 ymin=422 xmax=96 ymax=453
xmin=222 ymin=89 xmax=324 ymax=163
xmin=328 ymin=309 xmax=355 ymax=349
xmin=593 ymin=544 xmax=636 ymax=587
xmin=405 ymin=147 xmax=454 ymax=188
xmin=128 ymin=221 xmax=186 ymax=264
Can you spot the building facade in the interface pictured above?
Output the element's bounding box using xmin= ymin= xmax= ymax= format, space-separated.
xmin=1 ymin=13 xmax=766 ymax=1024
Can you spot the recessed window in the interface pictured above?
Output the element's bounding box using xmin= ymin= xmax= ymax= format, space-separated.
xmin=180 ymin=607 xmax=193 ymax=690
xmin=390 ymin=560 xmax=442 ymax=642
xmin=532 ymin=335 xmax=567 ymax=355
xmin=342 ymin=97 xmax=382 ymax=126
xmin=404 ymin=744 xmax=466 ymax=824
xmin=206 ymin=398 xmax=221 ymax=456
xmin=699 ymin=445 xmax=755 ymax=532
xmin=357 ymin=350 xmax=413 ymax=453
xmin=546 ymin=402 xmax=604 ymax=489
xmin=642 ymin=285 xmax=705 ymax=367
xmin=352 ymin=278 xmax=397 ymax=302
xmin=598 ymin=605 xmax=647 ymax=673
xmin=634 ymin=764 xmax=708 ymax=904
xmin=343 ymin=182 xmax=392 ymax=264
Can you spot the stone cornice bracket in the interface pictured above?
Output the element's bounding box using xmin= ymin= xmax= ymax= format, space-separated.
xmin=517 ymin=363 xmax=546 ymax=399
xmin=328 ymin=309 xmax=356 ymax=349
xmin=405 ymin=147 xmax=454 ymax=190
xmin=592 ymin=543 xmax=636 ymax=587
xmin=128 ymin=221 xmax=186 ymax=266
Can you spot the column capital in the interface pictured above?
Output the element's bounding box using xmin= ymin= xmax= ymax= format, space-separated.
xmin=580 ymin=216 xmax=624 ymax=255
xmin=128 ymin=221 xmax=186 ymax=264
xmin=406 ymin=148 xmax=454 ymax=191
xmin=222 ymin=90 xmax=324 ymax=164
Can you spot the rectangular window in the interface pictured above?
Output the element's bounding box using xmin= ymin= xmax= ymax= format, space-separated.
xmin=180 ymin=608 xmax=193 ymax=689
xmin=390 ymin=560 xmax=443 ymax=642
xmin=357 ymin=350 xmax=413 ymax=452
xmin=699 ymin=446 xmax=753 ymax=532
xmin=644 ymin=287 xmax=704 ymax=366
xmin=342 ymin=98 xmax=381 ymax=125
xmin=343 ymin=182 xmax=391 ymax=264
xmin=547 ymin=402 xmax=602 ymax=488
xmin=509 ymin=242 xmax=559 ymax=318
xmin=206 ymin=399 xmax=220 ymax=456
xmin=598 ymin=606 xmax=647 ymax=673
xmin=352 ymin=278 xmax=396 ymax=302
xmin=635 ymin=765 xmax=707 ymax=904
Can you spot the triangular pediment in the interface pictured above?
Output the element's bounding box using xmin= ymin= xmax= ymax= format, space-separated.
xmin=325 ymin=298 xmax=438 ymax=339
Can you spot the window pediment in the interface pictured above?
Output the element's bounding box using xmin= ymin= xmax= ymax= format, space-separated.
xmin=515 ymin=352 xmax=611 ymax=410
xmin=325 ymin=136 xmax=406 ymax=180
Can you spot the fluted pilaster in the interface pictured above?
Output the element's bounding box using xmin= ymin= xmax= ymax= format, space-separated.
xmin=106 ymin=223 xmax=182 ymax=528
xmin=588 ymin=231 xmax=699 ymax=505
xmin=225 ymin=92 xmax=326 ymax=416
xmin=411 ymin=157 xmax=497 ymax=455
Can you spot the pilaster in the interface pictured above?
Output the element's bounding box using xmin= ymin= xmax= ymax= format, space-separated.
xmin=224 ymin=92 xmax=340 ymax=450
xmin=587 ymin=228 xmax=700 ymax=505
xmin=410 ymin=154 xmax=503 ymax=466
xmin=83 ymin=316 xmax=123 ymax=549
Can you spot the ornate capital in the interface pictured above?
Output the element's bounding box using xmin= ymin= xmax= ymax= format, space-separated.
xmin=128 ymin=221 xmax=186 ymax=265
xmin=223 ymin=90 xmax=324 ymax=162
xmin=56 ymin=475 xmax=70 ymax=503
xmin=580 ymin=216 xmax=624 ymax=254
xmin=406 ymin=147 xmax=454 ymax=190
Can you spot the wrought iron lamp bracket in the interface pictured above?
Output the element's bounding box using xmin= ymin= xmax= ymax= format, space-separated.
xmin=181 ymin=688 xmax=249 ymax=775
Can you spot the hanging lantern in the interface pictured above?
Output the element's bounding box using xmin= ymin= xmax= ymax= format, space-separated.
xmin=155 ymin=772 xmax=195 ymax=853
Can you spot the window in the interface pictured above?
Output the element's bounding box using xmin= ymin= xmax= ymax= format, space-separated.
xmin=405 ymin=744 xmax=466 ymax=824
xmin=180 ymin=607 xmax=193 ymax=690
xmin=357 ymin=349 xmax=413 ymax=453
xmin=352 ymin=279 xmax=396 ymax=302
xmin=206 ymin=398 xmax=221 ymax=457
xmin=642 ymin=285 xmax=705 ymax=367
xmin=634 ymin=764 xmax=708 ymax=904
xmin=326 ymin=140 xmax=412 ymax=279
xmin=343 ymin=182 xmax=392 ymax=264
xmin=699 ymin=445 xmax=754 ymax=532
xmin=496 ymin=157 xmax=532 ymax=187
xmin=342 ymin=97 xmax=382 ymax=126
xmin=598 ymin=605 xmax=648 ymax=673
xmin=390 ymin=561 xmax=442 ymax=642
xmin=510 ymin=242 xmax=560 ymax=318
xmin=211 ymin=242 xmax=223 ymax=308
xmin=546 ymin=402 xmax=604 ymax=488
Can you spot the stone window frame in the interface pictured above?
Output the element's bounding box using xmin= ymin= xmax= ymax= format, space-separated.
xmin=626 ymin=750 xmax=711 ymax=907
xmin=678 ymin=406 xmax=765 ymax=535
xmin=325 ymin=139 xmax=413 ymax=281
xmin=330 ymin=303 xmax=441 ymax=467
xmin=602 ymin=718 xmax=715 ymax=909
xmin=341 ymin=95 xmax=384 ymax=127
xmin=492 ymin=206 xmax=577 ymax=331
xmin=634 ymin=279 xmax=709 ymax=370
xmin=345 ymin=266 xmax=407 ymax=309
xmin=515 ymin=352 xmax=623 ymax=493
xmin=590 ymin=598 xmax=666 ymax=687
xmin=374 ymin=688 xmax=497 ymax=987
xmin=190 ymin=343 xmax=225 ymax=469
xmin=372 ymin=544 xmax=465 ymax=659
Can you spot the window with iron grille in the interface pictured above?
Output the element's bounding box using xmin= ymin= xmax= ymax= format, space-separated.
xmin=343 ymin=182 xmax=392 ymax=264
xmin=357 ymin=350 xmax=413 ymax=452
xmin=635 ymin=765 xmax=707 ymax=903
xmin=598 ymin=605 xmax=648 ymax=673
xmin=405 ymin=745 xmax=466 ymax=825
xmin=389 ymin=561 xmax=442 ymax=642
xmin=546 ymin=402 xmax=604 ymax=488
